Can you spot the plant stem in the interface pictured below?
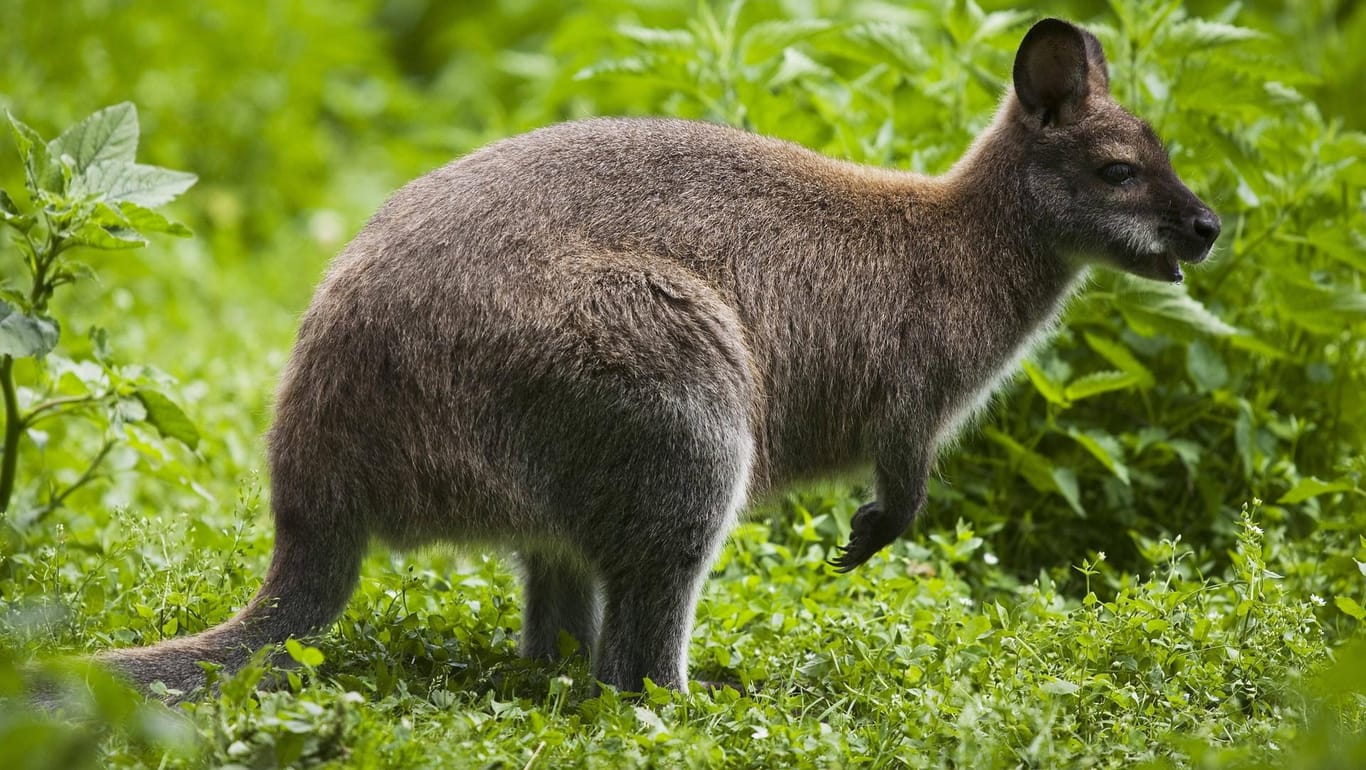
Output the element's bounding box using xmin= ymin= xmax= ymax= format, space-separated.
xmin=0 ymin=356 xmax=20 ymax=513
xmin=30 ymin=229 xmax=64 ymax=314
xmin=33 ymin=439 xmax=113 ymax=522
xmin=24 ymin=393 xmax=99 ymax=424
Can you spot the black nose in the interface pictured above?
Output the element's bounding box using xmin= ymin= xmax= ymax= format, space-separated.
xmin=1191 ymin=210 xmax=1221 ymax=245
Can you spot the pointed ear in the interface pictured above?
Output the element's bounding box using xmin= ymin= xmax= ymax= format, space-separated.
xmin=1012 ymin=19 xmax=1101 ymax=125
xmin=1080 ymin=28 xmax=1109 ymax=92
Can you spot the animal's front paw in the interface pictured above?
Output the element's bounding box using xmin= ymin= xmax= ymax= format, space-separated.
xmin=828 ymin=500 xmax=908 ymax=573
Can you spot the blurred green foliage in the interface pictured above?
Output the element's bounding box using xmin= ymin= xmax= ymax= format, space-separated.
xmin=1 ymin=0 xmax=1364 ymax=767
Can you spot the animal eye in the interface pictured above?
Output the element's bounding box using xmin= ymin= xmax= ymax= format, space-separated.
xmin=1099 ymin=162 xmax=1137 ymax=186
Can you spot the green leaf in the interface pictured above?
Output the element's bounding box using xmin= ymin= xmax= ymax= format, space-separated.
xmin=51 ymin=261 xmax=99 ymax=287
xmin=90 ymin=327 xmax=112 ymax=364
xmin=117 ymin=201 xmax=193 ymax=237
xmin=1166 ymin=438 xmax=1203 ymax=475
xmin=0 ymin=189 xmax=19 ymax=216
xmin=0 ymin=301 xmax=59 ymax=358
xmin=1022 ymin=360 xmax=1069 ymax=406
xmin=7 ymin=112 xmax=62 ymax=192
xmin=1275 ymin=281 xmax=1366 ymax=335
xmin=968 ymin=9 xmax=1033 ymax=42
xmin=768 ymin=48 xmax=831 ymax=88
xmin=615 ymin=24 xmax=693 ymax=49
xmin=741 ymin=19 xmax=837 ymax=62
xmin=48 ymin=102 xmax=139 ymax=174
xmin=114 ymin=396 xmax=148 ymax=425
xmin=284 ymin=638 xmax=325 ymax=667
xmin=1051 ymin=467 xmax=1083 ymax=516
xmin=1067 ymin=429 xmax=1130 ymax=485
xmin=0 ymin=189 xmax=35 ymax=232
xmin=88 ymin=200 xmax=133 ymax=228
xmin=78 ymin=199 xmax=188 ymax=246
xmin=75 ymin=161 xmax=197 ymax=208
xmin=572 ymin=56 xmax=651 ymax=82
xmin=843 ymin=22 xmax=931 ymax=72
xmin=986 ymin=429 xmax=1054 ymax=493
xmin=1279 ymin=477 xmax=1357 ymax=504
xmin=68 ymin=220 xmax=147 ymax=250
xmin=1335 ymin=596 xmax=1366 ymax=621
xmin=986 ymin=428 xmax=1084 ymax=515
xmin=1278 ymin=230 xmax=1366 ymax=274
xmin=1185 ymin=339 xmax=1229 ymax=392
xmin=1225 ymin=332 xmax=1288 ymax=361
xmin=1083 ymin=333 xmax=1155 ymax=388
xmin=1064 ymin=370 xmax=1142 ymax=401
xmin=1114 ymin=277 xmax=1239 ymax=338
xmin=1166 ymin=19 xmax=1264 ymax=51
xmin=1040 ymin=678 xmax=1080 ymax=695
xmin=134 ymin=389 xmax=199 ymax=449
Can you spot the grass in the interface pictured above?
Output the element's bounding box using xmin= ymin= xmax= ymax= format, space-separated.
xmin=5 ymin=491 xmax=1363 ymax=768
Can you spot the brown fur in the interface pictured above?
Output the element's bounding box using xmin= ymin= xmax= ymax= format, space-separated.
xmin=96 ymin=19 xmax=1219 ymax=698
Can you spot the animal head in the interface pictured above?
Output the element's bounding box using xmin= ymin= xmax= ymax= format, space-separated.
xmin=1009 ymin=18 xmax=1220 ymax=283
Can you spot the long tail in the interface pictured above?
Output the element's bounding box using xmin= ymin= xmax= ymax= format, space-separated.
xmin=96 ymin=520 xmax=365 ymax=700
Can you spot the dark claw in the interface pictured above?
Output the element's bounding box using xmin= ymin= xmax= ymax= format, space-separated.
xmin=826 ymin=500 xmax=914 ymax=573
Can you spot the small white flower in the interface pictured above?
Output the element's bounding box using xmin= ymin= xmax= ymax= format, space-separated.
xmin=984 ymin=552 xmax=999 ymax=565
xmin=1310 ymin=594 xmax=1326 ymax=607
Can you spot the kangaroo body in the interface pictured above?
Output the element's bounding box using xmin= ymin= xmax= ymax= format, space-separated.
xmin=99 ymin=19 xmax=1219 ymax=697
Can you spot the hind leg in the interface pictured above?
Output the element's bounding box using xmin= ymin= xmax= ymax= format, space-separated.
xmin=590 ymin=432 xmax=752 ymax=692
xmin=594 ymin=551 xmax=714 ymax=691
xmin=517 ymin=549 xmax=601 ymax=660
xmin=496 ymin=253 xmax=758 ymax=689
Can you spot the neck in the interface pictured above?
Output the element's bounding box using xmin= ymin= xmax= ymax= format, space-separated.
xmin=740 ymin=111 xmax=1087 ymax=480
xmin=890 ymin=110 xmax=1084 ymax=432
xmin=937 ymin=97 xmax=1080 ymax=308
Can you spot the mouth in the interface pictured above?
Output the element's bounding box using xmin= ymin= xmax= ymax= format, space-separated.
xmin=1151 ymin=243 xmax=1213 ymax=284
xmin=1104 ymin=239 xmax=1214 ymax=285
xmin=1157 ymin=251 xmax=1184 ymax=283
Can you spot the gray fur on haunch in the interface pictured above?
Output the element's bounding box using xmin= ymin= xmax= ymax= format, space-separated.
xmin=97 ymin=18 xmax=1218 ymax=698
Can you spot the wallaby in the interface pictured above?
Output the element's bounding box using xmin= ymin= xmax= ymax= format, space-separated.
xmin=97 ymin=18 xmax=1219 ymax=698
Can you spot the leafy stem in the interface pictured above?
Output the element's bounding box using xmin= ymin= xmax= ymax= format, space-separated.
xmin=25 ymin=393 xmax=102 ymax=424
xmin=0 ymin=356 xmax=19 ymax=512
xmin=30 ymin=226 xmax=64 ymax=315
xmin=0 ymin=103 xmax=198 ymax=519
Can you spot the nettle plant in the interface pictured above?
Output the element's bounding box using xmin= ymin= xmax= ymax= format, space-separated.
xmin=0 ymin=103 xmax=199 ymax=522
